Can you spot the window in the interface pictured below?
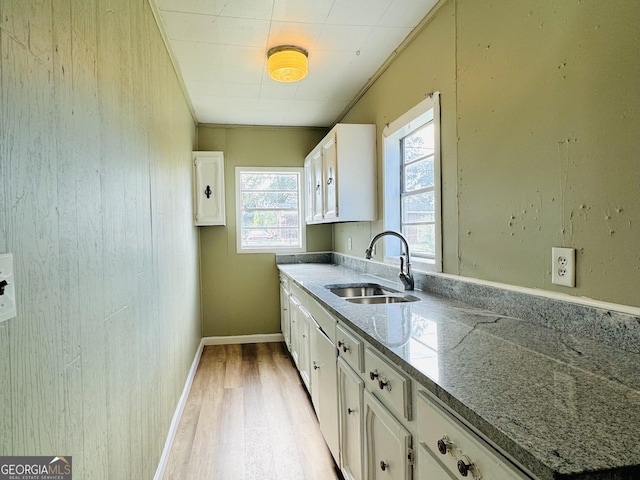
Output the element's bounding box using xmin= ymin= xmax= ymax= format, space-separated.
xmin=383 ymin=92 xmax=441 ymax=271
xmin=235 ymin=167 xmax=305 ymax=253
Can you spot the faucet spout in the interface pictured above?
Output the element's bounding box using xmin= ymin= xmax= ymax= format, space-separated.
xmin=365 ymin=230 xmax=414 ymax=291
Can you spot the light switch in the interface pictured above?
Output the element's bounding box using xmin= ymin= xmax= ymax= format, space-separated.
xmin=0 ymin=253 xmax=17 ymax=323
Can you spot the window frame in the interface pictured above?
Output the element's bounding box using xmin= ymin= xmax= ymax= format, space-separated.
xmin=382 ymin=92 xmax=442 ymax=272
xmin=235 ymin=166 xmax=306 ymax=254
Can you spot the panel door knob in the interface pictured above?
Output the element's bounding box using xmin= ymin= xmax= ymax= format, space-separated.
xmin=437 ymin=436 xmax=451 ymax=455
xmin=457 ymin=457 xmax=474 ymax=477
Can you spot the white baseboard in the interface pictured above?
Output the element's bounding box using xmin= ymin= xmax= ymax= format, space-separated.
xmin=153 ymin=338 xmax=205 ymax=480
xmin=202 ymin=333 xmax=284 ymax=345
xmin=153 ymin=332 xmax=284 ymax=479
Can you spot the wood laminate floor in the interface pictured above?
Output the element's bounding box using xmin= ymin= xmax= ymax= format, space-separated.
xmin=163 ymin=342 xmax=343 ymax=480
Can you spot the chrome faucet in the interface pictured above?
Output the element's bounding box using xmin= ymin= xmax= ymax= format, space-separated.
xmin=365 ymin=230 xmax=414 ymax=291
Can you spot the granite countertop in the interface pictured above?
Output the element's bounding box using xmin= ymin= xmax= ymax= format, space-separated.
xmin=277 ymin=262 xmax=640 ymax=480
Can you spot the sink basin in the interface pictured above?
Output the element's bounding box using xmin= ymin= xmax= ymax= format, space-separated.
xmin=346 ymin=294 xmax=419 ymax=305
xmin=327 ymin=283 xmax=397 ymax=298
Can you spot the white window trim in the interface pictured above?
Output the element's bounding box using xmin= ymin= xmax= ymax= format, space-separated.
xmin=382 ymin=92 xmax=442 ymax=272
xmin=235 ymin=166 xmax=306 ymax=254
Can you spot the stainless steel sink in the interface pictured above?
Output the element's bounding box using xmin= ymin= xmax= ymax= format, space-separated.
xmin=327 ymin=283 xmax=396 ymax=298
xmin=346 ymin=295 xmax=419 ymax=304
xmin=325 ymin=283 xmax=419 ymax=305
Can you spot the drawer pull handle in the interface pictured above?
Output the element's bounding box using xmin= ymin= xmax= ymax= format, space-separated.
xmin=457 ymin=457 xmax=474 ymax=477
xmin=437 ymin=436 xmax=451 ymax=455
xmin=379 ymin=461 xmax=388 ymax=471
xmin=369 ymin=370 xmax=379 ymax=381
xmin=378 ymin=379 xmax=391 ymax=391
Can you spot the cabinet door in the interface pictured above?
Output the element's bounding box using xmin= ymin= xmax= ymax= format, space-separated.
xmin=280 ymin=283 xmax=291 ymax=350
xmin=364 ymin=390 xmax=412 ymax=480
xmin=310 ymin=325 xmax=340 ymax=464
xmin=338 ymin=358 xmax=364 ymax=480
xmin=193 ymin=151 xmax=225 ymax=225
xmin=304 ymin=157 xmax=314 ymax=223
xmin=289 ymin=297 xmax=301 ymax=367
xmin=298 ymin=306 xmax=312 ymax=392
xmin=312 ymin=149 xmax=324 ymax=222
xmin=322 ymin=134 xmax=338 ymax=220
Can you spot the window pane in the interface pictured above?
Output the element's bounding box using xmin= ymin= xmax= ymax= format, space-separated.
xmin=242 ymin=191 xmax=298 ymax=209
xmin=241 ymin=210 xmax=299 ymax=228
xmin=402 ymin=224 xmax=435 ymax=258
xmin=404 ymin=157 xmax=434 ymax=192
xmin=236 ymin=168 xmax=304 ymax=252
xmin=242 ymin=228 xmax=300 ymax=248
xmin=241 ymin=173 xmax=298 ymax=191
xmin=402 ymin=191 xmax=434 ymax=223
xmin=403 ymin=122 xmax=434 ymax=163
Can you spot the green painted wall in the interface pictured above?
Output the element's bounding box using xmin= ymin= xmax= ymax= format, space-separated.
xmin=198 ymin=126 xmax=333 ymax=336
xmin=338 ymin=0 xmax=640 ymax=307
xmin=0 ymin=0 xmax=199 ymax=477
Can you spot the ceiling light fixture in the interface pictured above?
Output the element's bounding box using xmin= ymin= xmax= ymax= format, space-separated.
xmin=267 ymin=45 xmax=308 ymax=82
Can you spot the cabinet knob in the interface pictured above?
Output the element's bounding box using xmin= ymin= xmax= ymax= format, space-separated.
xmin=457 ymin=457 xmax=474 ymax=477
xmin=378 ymin=379 xmax=391 ymax=391
xmin=369 ymin=370 xmax=379 ymax=381
xmin=204 ymin=185 xmax=212 ymax=198
xmin=379 ymin=461 xmax=388 ymax=471
xmin=313 ymin=361 xmax=320 ymax=370
xmin=347 ymin=408 xmax=355 ymax=415
xmin=437 ymin=436 xmax=451 ymax=455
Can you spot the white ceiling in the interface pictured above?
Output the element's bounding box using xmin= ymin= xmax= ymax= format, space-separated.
xmin=153 ymin=0 xmax=438 ymax=127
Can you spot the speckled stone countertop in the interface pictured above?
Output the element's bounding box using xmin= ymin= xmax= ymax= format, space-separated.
xmin=277 ymin=262 xmax=640 ymax=480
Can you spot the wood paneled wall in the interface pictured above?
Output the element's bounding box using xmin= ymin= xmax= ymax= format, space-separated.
xmin=0 ymin=1 xmax=200 ymax=478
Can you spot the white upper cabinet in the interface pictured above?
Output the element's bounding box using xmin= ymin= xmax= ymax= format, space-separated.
xmin=193 ymin=151 xmax=226 ymax=226
xmin=305 ymin=124 xmax=377 ymax=224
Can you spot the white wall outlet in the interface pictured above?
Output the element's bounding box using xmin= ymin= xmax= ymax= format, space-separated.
xmin=0 ymin=253 xmax=17 ymax=323
xmin=552 ymin=247 xmax=576 ymax=287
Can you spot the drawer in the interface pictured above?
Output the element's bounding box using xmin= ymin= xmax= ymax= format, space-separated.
xmin=336 ymin=323 xmax=364 ymax=373
xmin=417 ymin=391 xmax=530 ymax=480
xmin=364 ymin=347 xmax=411 ymax=421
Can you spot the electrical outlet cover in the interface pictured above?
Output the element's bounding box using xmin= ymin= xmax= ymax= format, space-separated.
xmin=551 ymin=247 xmax=576 ymax=287
xmin=0 ymin=253 xmax=17 ymax=323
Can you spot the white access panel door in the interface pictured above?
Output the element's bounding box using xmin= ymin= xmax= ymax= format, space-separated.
xmin=364 ymin=390 xmax=412 ymax=480
xmin=193 ymin=151 xmax=226 ymax=226
xmin=310 ymin=324 xmax=340 ymax=465
xmin=339 ymin=358 xmax=364 ymax=480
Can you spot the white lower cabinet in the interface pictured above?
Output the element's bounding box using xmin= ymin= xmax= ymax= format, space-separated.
xmin=298 ymin=305 xmax=312 ymax=391
xmin=278 ymin=272 xmax=529 ymax=480
xmin=289 ymin=297 xmax=301 ymax=367
xmin=338 ymin=358 xmax=364 ymax=480
xmin=279 ymin=276 xmax=291 ymax=349
xmin=310 ymin=324 xmax=340 ymax=464
xmin=364 ymin=390 xmax=413 ymax=480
